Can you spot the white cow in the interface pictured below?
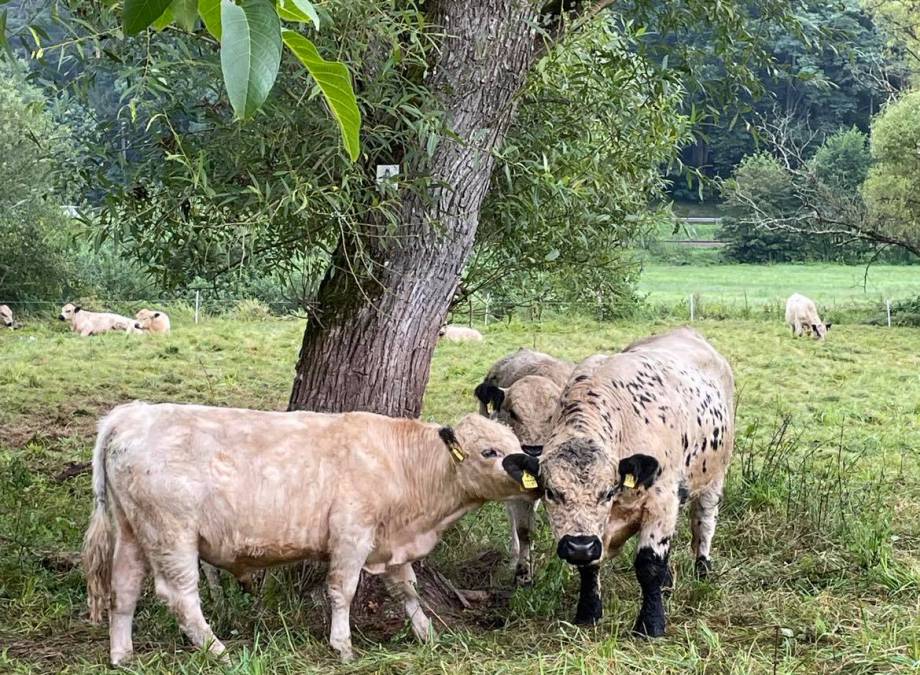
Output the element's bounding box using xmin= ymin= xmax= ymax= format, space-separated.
xmin=0 ymin=304 xmax=15 ymax=328
xmin=59 ymin=304 xmax=141 ymax=336
xmin=439 ymin=325 xmax=484 ymax=342
xmin=785 ymin=293 xmax=831 ymax=339
xmin=82 ymin=402 xmax=539 ymax=664
xmin=134 ymin=308 xmax=171 ymax=335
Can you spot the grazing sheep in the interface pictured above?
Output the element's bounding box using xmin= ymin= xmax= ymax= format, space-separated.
xmin=785 ymin=293 xmax=831 ymax=339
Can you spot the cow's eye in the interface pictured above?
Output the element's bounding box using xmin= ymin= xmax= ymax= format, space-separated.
xmin=601 ymin=487 xmax=617 ymax=503
xmin=508 ymin=409 xmax=521 ymax=422
xmin=544 ymin=487 xmax=561 ymax=503
xmin=481 ymin=448 xmax=499 ymax=459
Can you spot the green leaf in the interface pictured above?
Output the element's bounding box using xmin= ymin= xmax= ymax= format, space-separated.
xmin=171 ymin=0 xmax=197 ymax=31
xmin=220 ymin=0 xmax=282 ymax=119
xmin=198 ymin=0 xmax=221 ymax=39
xmin=0 ymin=10 xmax=7 ymax=51
xmin=278 ymin=0 xmax=319 ymax=30
xmin=282 ymin=29 xmax=360 ymax=162
xmin=124 ymin=0 xmax=173 ymax=35
xmin=152 ymin=6 xmax=173 ymax=30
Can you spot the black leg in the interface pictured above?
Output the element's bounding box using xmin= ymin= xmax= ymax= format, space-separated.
xmin=695 ymin=555 xmax=712 ymax=579
xmin=574 ymin=565 xmax=603 ymax=625
xmin=633 ymin=547 xmax=668 ymax=637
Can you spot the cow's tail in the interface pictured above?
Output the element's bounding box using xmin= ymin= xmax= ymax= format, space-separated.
xmin=83 ymin=413 xmax=118 ymax=624
xmin=473 ymin=382 xmax=505 ymax=416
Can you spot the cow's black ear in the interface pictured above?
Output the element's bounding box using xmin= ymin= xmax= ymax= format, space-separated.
xmin=503 ymin=453 xmax=541 ymax=489
xmin=439 ymin=426 xmax=465 ymax=462
xmin=74 ymin=306 xmax=82 ymax=313
xmin=811 ymin=323 xmax=819 ymax=334
xmin=825 ymin=322 xmax=832 ymax=330
xmin=619 ymin=454 xmax=660 ymax=489
xmin=154 ymin=312 xmax=161 ymax=318
xmin=474 ymin=382 xmax=505 ymax=414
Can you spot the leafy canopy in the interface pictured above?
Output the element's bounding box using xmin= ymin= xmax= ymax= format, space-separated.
xmin=55 ymin=0 xmax=361 ymax=159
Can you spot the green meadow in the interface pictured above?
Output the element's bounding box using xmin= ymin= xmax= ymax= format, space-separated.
xmin=1 ymin=312 xmax=918 ymax=673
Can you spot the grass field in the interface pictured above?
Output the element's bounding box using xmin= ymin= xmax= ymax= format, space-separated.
xmin=1 ymin=312 xmax=919 ymax=673
xmin=639 ymin=263 xmax=920 ymax=316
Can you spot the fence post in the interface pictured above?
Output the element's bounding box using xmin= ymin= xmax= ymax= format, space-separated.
xmin=195 ymin=290 xmax=200 ymax=325
xmin=484 ymin=295 xmax=490 ymax=326
xmin=886 ymin=299 xmax=892 ymax=328
xmin=689 ymin=294 xmax=695 ymax=322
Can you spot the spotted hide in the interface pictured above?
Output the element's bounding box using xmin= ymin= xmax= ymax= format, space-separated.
xmin=536 ymin=327 xmax=734 ymax=636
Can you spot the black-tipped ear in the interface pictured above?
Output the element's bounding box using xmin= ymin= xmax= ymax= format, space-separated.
xmin=811 ymin=323 xmax=819 ymax=334
xmin=619 ymin=454 xmax=660 ymax=489
xmin=474 ymin=382 xmax=505 ymax=414
xmin=439 ymin=426 xmax=465 ymax=462
xmin=74 ymin=306 xmax=81 ymax=313
xmin=825 ymin=322 xmax=832 ymax=330
xmin=154 ymin=312 xmax=161 ymax=318
xmin=502 ymin=453 xmax=541 ymax=489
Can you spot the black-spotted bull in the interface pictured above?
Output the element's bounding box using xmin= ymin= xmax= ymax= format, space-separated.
xmin=534 ymin=328 xmax=734 ymax=635
xmin=474 ymin=349 xmax=573 ymax=584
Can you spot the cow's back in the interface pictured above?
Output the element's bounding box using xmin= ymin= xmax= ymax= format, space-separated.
xmin=486 ymin=348 xmax=573 ymax=388
xmin=100 ymin=403 xmax=411 ymax=566
xmin=553 ymin=328 xmax=733 ymax=494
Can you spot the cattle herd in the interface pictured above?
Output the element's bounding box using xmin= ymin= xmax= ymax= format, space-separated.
xmin=0 ymin=294 xmax=830 ymax=664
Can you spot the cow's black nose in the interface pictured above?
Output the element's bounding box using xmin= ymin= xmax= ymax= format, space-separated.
xmin=557 ymin=535 xmax=602 ymax=565
xmin=58 ymin=316 xmax=65 ymax=321
xmin=522 ymin=445 xmax=543 ymax=457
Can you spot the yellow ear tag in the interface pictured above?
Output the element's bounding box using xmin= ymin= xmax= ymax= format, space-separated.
xmin=623 ymin=473 xmax=636 ymax=489
xmin=521 ymin=471 xmax=538 ymax=490
xmin=449 ymin=443 xmax=465 ymax=462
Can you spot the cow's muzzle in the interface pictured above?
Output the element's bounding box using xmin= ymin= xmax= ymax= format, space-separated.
xmin=58 ymin=315 xmax=66 ymax=321
xmin=522 ymin=445 xmax=543 ymax=457
xmin=557 ymin=534 xmax=602 ymax=565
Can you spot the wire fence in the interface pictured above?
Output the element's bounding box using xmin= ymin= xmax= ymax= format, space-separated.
xmin=1 ymin=292 xmax=913 ymax=328
xmin=446 ymin=292 xmax=911 ymax=328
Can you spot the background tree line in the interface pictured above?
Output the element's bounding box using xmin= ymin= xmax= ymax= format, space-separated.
xmin=1 ymin=0 xmax=918 ymax=318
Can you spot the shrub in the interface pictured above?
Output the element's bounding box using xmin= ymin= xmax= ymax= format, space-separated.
xmin=0 ymin=61 xmax=77 ymax=302
xmin=811 ymin=127 xmax=870 ymax=193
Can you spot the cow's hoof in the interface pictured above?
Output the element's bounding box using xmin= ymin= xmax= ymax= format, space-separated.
xmin=574 ymin=611 xmax=601 ymax=626
xmin=633 ymin=614 xmax=666 ymax=638
xmin=110 ymin=650 xmax=134 ymax=667
xmin=574 ymin=601 xmax=602 ymax=625
xmin=513 ymin=565 xmax=533 ymax=588
xmin=695 ymin=556 xmax=712 ymax=579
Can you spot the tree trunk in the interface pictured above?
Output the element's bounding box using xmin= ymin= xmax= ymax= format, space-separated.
xmin=289 ymin=1 xmax=541 ymax=417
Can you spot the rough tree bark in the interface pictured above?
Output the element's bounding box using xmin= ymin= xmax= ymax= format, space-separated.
xmin=289 ymin=1 xmax=549 ymax=416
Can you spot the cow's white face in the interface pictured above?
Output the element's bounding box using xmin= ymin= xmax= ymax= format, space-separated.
xmin=134 ymin=308 xmax=158 ymax=330
xmin=0 ymin=305 xmax=13 ymax=327
xmin=493 ymin=376 xmax=561 ymax=456
xmin=59 ymin=303 xmax=79 ymax=322
xmin=538 ymin=438 xmax=661 ymax=567
xmin=447 ymin=414 xmax=540 ymax=503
